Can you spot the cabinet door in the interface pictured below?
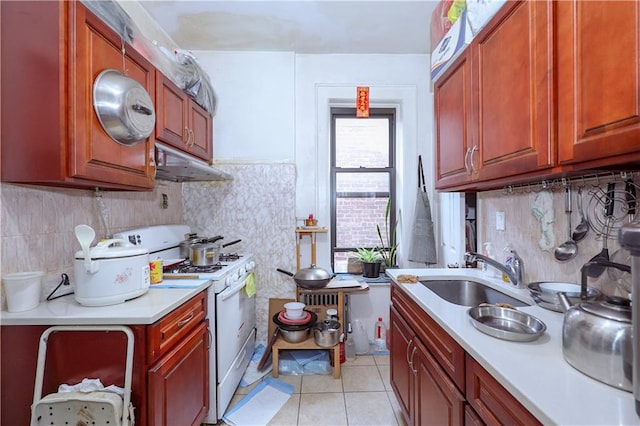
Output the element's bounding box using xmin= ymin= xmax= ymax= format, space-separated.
xmin=189 ymin=101 xmax=214 ymax=163
xmin=156 ymin=72 xmax=189 ymax=149
xmin=414 ymin=339 xmax=465 ymax=426
xmin=148 ymin=321 xmax=209 ymax=426
xmin=156 ymin=72 xmax=213 ymax=163
xmin=390 ymin=306 xmax=415 ymax=425
xmin=466 ymin=354 xmax=541 ymax=426
xmin=473 ymin=0 xmax=554 ymax=182
xmin=71 ymin=4 xmax=155 ymax=189
xmin=435 ymin=50 xmax=475 ymax=190
xmin=557 ymin=0 xmax=640 ymax=166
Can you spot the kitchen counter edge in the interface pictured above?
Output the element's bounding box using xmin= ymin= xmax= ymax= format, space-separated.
xmin=386 ymin=268 xmax=639 ymax=426
xmin=0 ymin=281 xmax=211 ymax=326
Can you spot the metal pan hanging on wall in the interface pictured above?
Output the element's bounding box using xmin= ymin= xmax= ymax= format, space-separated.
xmin=93 ymin=69 xmax=155 ymax=146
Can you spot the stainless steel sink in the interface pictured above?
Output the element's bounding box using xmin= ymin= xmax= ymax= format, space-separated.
xmin=420 ymin=280 xmax=529 ymax=307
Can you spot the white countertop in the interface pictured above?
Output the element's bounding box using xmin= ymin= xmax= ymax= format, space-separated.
xmin=385 ymin=268 xmax=639 ymax=426
xmin=0 ymin=280 xmax=211 ymax=326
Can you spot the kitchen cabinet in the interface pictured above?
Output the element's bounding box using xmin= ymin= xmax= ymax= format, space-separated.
xmin=156 ymin=72 xmax=214 ymax=163
xmin=0 ymin=1 xmax=156 ymax=190
xmin=390 ymin=283 xmax=540 ymax=425
xmin=435 ymin=0 xmax=554 ymax=191
xmin=466 ymin=353 xmax=540 ymax=425
xmin=434 ymin=50 xmax=475 ymax=188
xmin=0 ymin=291 xmax=208 ymax=426
xmin=557 ymin=0 xmax=640 ymax=168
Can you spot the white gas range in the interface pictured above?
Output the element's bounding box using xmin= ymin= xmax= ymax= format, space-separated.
xmin=114 ymin=225 xmax=256 ymax=423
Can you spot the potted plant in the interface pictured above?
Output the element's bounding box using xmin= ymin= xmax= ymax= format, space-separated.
xmin=376 ymin=198 xmax=398 ymax=270
xmin=355 ymin=248 xmax=381 ymax=278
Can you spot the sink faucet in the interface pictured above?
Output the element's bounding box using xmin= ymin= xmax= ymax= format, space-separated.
xmin=465 ymin=250 xmax=525 ymax=289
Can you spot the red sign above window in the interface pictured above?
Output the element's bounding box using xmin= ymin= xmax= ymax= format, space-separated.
xmin=356 ymin=86 xmax=369 ymax=118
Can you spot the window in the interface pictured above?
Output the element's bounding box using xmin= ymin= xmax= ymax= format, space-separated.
xmin=330 ymin=107 xmax=396 ymax=273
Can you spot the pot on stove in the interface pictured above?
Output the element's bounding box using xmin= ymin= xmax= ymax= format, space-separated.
xmin=179 ymin=233 xmax=219 ymax=259
xmin=190 ymin=239 xmax=242 ymax=266
xmin=74 ymin=239 xmax=150 ymax=307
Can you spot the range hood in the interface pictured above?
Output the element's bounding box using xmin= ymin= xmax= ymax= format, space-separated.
xmin=154 ymin=143 xmax=232 ymax=182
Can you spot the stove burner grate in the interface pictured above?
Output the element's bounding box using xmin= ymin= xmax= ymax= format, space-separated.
xmin=219 ymin=253 xmax=241 ymax=262
xmin=164 ymin=260 xmax=223 ymax=274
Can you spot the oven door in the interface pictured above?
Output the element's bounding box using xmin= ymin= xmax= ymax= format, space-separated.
xmin=216 ymin=271 xmax=256 ymax=380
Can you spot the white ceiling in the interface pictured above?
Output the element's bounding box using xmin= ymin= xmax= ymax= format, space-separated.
xmin=138 ymin=1 xmax=439 ymax=54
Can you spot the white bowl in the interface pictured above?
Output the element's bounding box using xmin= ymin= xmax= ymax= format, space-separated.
xmin=284 ymin=302 xmax=305 ymax=319
xmin=2 ymin=271 xmax=43 ymax=312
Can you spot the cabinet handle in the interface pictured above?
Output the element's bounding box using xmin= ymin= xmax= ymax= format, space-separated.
xmin=184 ymin=126 xmax=190 ymax=145
xmin=409 ymin=346 xmax=418 ymax=375
xmin=464 ymin=148 xmax=472 ymax=174
xmin=469 ymin=145 xmax=478 ymax=175
xmin=131 ymin=103 xmax=153 ymax=115
xmin=188 ymin=128 xmax=195 ymax=148
xmin=177 ymin=312 xmax=194 ymax=328
xmin=406 ymin=337 xmax=414 ymax=365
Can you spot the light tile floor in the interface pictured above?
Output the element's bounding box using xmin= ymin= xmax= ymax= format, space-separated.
xmin=219 ymin=354 xmax=408 ymax=426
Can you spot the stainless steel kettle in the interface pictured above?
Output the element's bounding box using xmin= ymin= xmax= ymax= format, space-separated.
xmin=558 ymin=291 xmax=633 ymax=391
xmin=619 ymin=222 xmax=640 ymax=417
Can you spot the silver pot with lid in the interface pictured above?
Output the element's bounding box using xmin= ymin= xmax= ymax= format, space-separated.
xmin=313 ymin=319 xmax=341 ymax=347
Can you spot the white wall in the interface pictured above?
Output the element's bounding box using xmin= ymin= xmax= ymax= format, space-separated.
xmin=194 ymin=52 xmax=296 ymax=162
xmin=294 ymin=54 xmax=437 ymax=269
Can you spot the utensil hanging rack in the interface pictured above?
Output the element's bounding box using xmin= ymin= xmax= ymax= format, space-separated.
xmin=502 ymin=171 xmax=640 ymax=196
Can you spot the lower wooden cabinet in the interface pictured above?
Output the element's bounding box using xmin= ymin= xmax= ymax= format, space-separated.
xmin=414 ymin=338 xmax=466 ymax=425
xmin=466 ymin=354 xmax=540 ymax=426
xmin=390 ymin=283 xmax=541 ymax=425
xmin=148 ymin=321 xmax=209 ymax=426
xmin=0 ymin=291 xmax=209 ymax=426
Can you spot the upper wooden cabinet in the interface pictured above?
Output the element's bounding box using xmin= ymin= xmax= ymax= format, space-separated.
xmin=0 ymin=1 xmax=156 ymax=190
xmin=156 ymin=72 xmax=214 ymax=163
xmin=435 ymin=0 xmax=640 ymax=191
xmin=435 ymin=0 xmax=554 ymax=190
xmin=472 ymin=0 xmax=554 ymax=182
xmin=435 ymin=50 xmax=475 ymax=188
xmin=557 ymin=0 xmax=640 ymax=168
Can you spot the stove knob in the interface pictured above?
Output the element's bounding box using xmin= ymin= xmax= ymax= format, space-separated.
xmin=246 ymin=261 xmax=255 ymax=271
xmin=225 ymin=276 xmax=233 ymax=286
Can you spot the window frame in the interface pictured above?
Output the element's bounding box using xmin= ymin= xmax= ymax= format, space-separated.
xmin=329 ymin=107 xmax=397 ymax=272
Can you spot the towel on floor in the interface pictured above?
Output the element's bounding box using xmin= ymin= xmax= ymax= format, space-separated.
xmin=222 ymin=377 xmax=294 ymax=426
xmin=239 ymin=344 xmax=271 ymax=387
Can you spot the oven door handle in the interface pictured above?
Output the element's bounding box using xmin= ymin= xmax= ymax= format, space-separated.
xmin=220 ymin=276 xmax=248 ymax=301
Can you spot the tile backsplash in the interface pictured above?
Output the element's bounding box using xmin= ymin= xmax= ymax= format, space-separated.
xmin=0 ymin=181 xmax=183 ymax=300
xmin=477 ymin=181 xmax=632 ymax=298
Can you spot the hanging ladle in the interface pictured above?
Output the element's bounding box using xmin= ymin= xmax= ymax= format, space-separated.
xmin=554 ymin=186 xmax=578 ymax=261
xmin=571 ymin=187 xmax=589 ymax=242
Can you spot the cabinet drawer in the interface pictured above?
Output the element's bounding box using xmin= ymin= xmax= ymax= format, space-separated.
xmin=391 ymin=284 xmax=465 ymax=391
xmin=466 ymin=354 xmax=541 ymax=426
xmin=147 ymin=291 xmax=207 ymax=362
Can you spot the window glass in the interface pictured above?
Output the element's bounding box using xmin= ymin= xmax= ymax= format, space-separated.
xmin=330 ymin=108 xmax=395 ymax=273
xmin=335 ymin=118 xmax=389 ymax=168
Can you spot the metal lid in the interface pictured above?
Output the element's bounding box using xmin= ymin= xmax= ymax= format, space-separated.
xmin=580 ymin=296 xmax=632 ymax=323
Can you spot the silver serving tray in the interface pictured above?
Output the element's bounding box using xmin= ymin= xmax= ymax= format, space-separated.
xmin=467 ymin=305 xmax=546 ymax=342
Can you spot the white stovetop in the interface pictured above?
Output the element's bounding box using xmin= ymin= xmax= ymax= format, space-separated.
xmin=0 ymin=280 xmax=210 ymax=326
xmin=385 ymin=268 xmax=639 ymax=426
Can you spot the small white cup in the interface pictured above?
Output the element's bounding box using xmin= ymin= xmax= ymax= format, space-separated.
xmin=284 ymin=302 xmax=305 ymax=319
